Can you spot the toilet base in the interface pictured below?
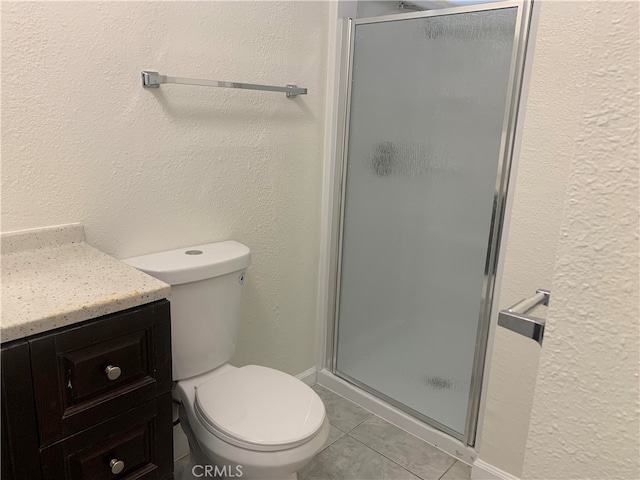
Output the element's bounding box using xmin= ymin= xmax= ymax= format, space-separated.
xmin=178 ymin=405 xmax=326 ymax=480
xmin=177 ymin=455 xmax=298 ymax=480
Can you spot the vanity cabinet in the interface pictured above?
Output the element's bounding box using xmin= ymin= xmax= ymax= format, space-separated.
xmin=1 ymin=300 xmax=174 ymax=480
xmin=1 ymin=339 xmax=42 ymax=480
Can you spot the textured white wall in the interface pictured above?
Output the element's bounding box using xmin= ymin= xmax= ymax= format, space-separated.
xmin=1 ymin=1 xmax=329 ymax=375
xmin=522 ymin=1 xmax=639 ymax=479
xmin=477 ymin=2 xmax=584 ymax=475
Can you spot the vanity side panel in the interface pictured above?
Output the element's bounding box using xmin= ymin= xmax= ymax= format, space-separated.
xmin=1 ymin=339 xmax=43 ymax=480
xmin=152 ymin=300 xmax=172 ymax=396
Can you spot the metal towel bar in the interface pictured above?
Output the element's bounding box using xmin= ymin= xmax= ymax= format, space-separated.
xmin=498 ymin=289 xmax=551 ymax=345
xmin=141 ymin=71 xmax=307 ymax=98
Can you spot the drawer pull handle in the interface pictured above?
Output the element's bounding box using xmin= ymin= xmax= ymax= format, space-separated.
xmin=105 ymin=365 xmax=122 ymax=381
xmin=109 ymin=459 xmax=125 ymax=474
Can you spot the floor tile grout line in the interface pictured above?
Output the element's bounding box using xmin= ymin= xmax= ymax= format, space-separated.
xmin=347 ymin=417 xmax=458 ymax=470
xmin=346 ymin=428 xmax=457 ymax=480
xmin=327 ymin=413 xmax=367 ymax=435
xmin=341 ymin=412 xmax=375 ymax=435
xmin=321 ymin=387 xmax=461 ymax=473
xmin=316 ymin=385 xmax=461 ymax=480
xmin=332 ymin=425 xmax=349 ymax=434
xmin=317 ymin=426 xmax=347 ymax=455
xmin=313 ymin=384 xmax=373 ymax=417
xmin=345 ymin=433 xmax=428 ymax=480
xmin=436 ymin=460 xmax=457 ymax=480
xmin=314 ymin=383 xmax=375 ymax=435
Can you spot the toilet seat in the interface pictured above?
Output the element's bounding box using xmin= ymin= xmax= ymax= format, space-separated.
xmin=194 ymin=365 xmax=326 ymax=452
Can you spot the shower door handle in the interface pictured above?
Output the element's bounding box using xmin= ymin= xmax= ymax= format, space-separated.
xmin=498 ymin=289 xmax=551 ymax=346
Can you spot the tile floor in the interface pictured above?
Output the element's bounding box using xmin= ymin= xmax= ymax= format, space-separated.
xmin=174 ymin=384 xmax=471 ymax=480
xmin=299 ymin=385 xmax=470 ymax=480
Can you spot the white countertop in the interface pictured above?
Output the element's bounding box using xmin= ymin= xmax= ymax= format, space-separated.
xmin=1 ymin=224 xmax=171 ymax=343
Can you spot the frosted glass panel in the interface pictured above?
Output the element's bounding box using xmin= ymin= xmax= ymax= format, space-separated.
xmin=336 ymin=8 xmax=518 ymax=437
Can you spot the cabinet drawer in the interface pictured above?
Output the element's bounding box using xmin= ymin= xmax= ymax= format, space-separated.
xmin=40 ymin=393 xmax=173 ymax=480
xmin=63 ymin=330 xmax=149 ymax=403
xmin=30 ymin=300 xmax=171 ymax=445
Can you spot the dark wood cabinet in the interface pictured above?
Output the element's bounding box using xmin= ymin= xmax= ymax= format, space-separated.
xmin=30 ymin=301 xmax=172 ymax=445
xmin=40 ymin=394 xmax=173 ymax=480
xmin=1 ymin=300 xmax=173 ymax=480
xmin=1 ymin=340 xmax=42 ymax=480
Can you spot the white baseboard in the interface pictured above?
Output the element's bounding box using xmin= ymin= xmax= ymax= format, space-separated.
xmin=471 ymin=459 xmax=520 ymax=480
xmin=295 ymin=366 xmax=317 ymax=386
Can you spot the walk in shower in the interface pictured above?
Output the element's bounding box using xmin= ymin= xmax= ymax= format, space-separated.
xmin=325 ymin=0 xmax=533 ymax=448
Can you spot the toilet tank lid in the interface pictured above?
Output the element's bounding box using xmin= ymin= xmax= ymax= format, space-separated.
xmin=122 ymin=241 xmax=250 ymax=286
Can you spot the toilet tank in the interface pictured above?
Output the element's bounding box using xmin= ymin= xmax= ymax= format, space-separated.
xmin=123 ymin=241 xmax=250 ymax=380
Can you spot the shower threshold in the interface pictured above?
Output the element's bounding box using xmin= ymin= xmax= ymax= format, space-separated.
xmin=316 ymin=369 xmax=477 ymax=465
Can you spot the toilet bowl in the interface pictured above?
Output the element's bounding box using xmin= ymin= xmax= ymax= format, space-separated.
xmin=175 ymin=365 xmax=329 ymax=479
xmin=123 ymin=242 xmax=328 ymax=479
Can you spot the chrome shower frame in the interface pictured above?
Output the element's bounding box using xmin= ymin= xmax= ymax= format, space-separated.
xmin=324 ymin=0 xmax=535 ymax=447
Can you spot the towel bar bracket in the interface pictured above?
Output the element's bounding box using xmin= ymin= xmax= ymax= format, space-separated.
xmin=498 ymin=289 xmax=551 ymax=346
xmin=141 ymin=71 xmax=163 ymax=88
xmin=536 ymin=288 xmax=551 ymax=306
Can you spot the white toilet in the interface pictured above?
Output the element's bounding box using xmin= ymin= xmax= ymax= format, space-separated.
xmin=124 ymin=241 xmax=329 ymax=479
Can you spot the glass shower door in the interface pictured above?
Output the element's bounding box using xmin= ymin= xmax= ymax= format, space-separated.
xmin=334 ymin=4 xmax=523 ymax=442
